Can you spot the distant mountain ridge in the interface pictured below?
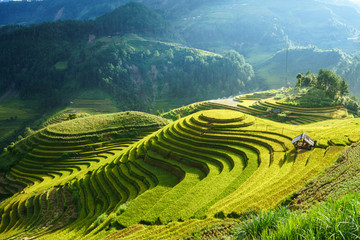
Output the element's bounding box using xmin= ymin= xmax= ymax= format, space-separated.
xmin=1 ymin=0 xmax=359 ymax=56
xmin=0 ymin=0 xmax=127 ymax=26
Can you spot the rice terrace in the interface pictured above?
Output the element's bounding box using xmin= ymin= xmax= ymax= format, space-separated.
xmin=2 ymin=0 xmax=360 ymax=239
xmin=1 ymin=90 xmax=360 ymax=239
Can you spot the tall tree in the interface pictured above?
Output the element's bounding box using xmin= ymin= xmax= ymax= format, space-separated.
xmin=317 ymin=68 xmax=341 ymax=98
xmin=339 ymin=78 xmax=349 ymax=97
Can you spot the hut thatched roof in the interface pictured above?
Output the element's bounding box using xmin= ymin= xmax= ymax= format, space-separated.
xmin=291 ymin=132 xmax=315 ymax=146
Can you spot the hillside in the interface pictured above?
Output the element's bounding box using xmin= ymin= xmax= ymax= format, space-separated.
xmin=337 ymin=53 xmax=360 ymax=98
xmin=2 ymin=0 xmax=359 ymax=99
xmin=0 ymin=2 xmax=166 ymax=100
xmin=256 ymin=47 xmax=347 ymax=88
xmin=0 ymin=2 xmax=258 ymax=151
xmin=2 ymin=1 xmax=360 ymax=239
xmin=1 ymin=93 xmax=360 ymax=239
xmin=148 ymin=0 xmax=360 ymax=56
xmin=0 ymin=0 xmax=127 ymax=26
xmin=1 ymin=0 xmax=360 ymax=56
xmin=0 ymin=2 xmax=255 ymax=108
xmin=2 ymin=0 xmax=360 ymax=152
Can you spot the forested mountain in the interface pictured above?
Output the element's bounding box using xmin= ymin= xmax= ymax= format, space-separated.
xmin=2 ymin=0 xmax=359 ymax=96
xmin=0 ymin=2 xmax=255 ymax=111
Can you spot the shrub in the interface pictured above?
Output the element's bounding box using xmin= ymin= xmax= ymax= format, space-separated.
xmin=94 ymin=213 xmax=108 ymax=228
xmin=68 ymin=113 xmax=77 ymax=120
xmin=116 ymin=203 xmax=127 ymax=215
xmin=24 ymin=127 xmax=35 ymax=137
xmin=274 ymin=93 xmax=284 ymax=100
xmin=276 ymin=113 xmax=289 ymax=122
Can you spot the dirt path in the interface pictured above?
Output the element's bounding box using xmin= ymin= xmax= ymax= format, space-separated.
xmin=208 ymin=98 xmax=239 ymax=107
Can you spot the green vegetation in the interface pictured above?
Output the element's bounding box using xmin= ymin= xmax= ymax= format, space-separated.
xmin=54 ymin=61 xmax=68 ymax=70
xmin=0 ymin=2 xmax=166 ymax=109
xmin=234 ymin=192 xmax=360 ymax=239
xmin=0 ymin=111 xmax=168 ymax=171
xmin=290 ymin=142 xmax=360 ymax=209
xmin=231 ymin=70 xmax=359 ymax=125
xmin=2 ymin=1 xmax=360 ymax=238
xmin=256 ymin=47 xmax=346 ymax=89
xmin=0 ymin=0 xmax=123 ymax=26
xmin=295 ymin=69 xmax=349 ymax=99
xmin=0 ymin=97 xmax=41 ymax=154
xmin=234 ymin=92 xmax=348 ymax=125
xmin=0 ymin=2 xmax=257 ymax=149
xmin=48 ymin=111 xmax=168 ymax=134
xmin=0 ymin=2 xmax=255 ymax=112
xmin=337 ymin=53 xmax=360 ymax=100
xmin=286 ymin=69 xmax=358 ymax=113
xmin=89 ymin=40 xmax=255 ymax=110
xmin=1 ymin=103 xmax=360 ymax=239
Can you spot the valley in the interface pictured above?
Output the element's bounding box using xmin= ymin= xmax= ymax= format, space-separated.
xmin=1 ymin=0 xmax=360 ymax=239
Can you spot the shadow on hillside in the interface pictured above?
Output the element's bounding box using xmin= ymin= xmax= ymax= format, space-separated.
xmin=279 ymin=150 xmax=297 ymax=167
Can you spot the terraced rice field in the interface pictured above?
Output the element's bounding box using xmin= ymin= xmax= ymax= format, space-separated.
xmin=0 ymin=111 xmax=168 ymax=239
xmin=233 ymin=93 xmax=347 ymax=124
xmin=0 ymin=98 xmax=40 ymax=148
xmin=290 ymin=142 xmax=360 ymax=208
xmin=43 ymin=111 xmax=91 ymax=127
xmin=0 ymin=107 xmax=359 ymax=240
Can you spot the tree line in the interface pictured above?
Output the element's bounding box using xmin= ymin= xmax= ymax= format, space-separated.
xmin=295 ymin=69 xmax=358 ymax=112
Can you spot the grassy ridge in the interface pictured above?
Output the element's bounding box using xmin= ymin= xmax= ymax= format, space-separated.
xmin=47 ymin=111 xmax=169 ymax=134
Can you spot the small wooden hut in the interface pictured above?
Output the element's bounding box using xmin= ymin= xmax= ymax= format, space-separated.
xmin=271 ymin=108 xmax=282 ymax=114
xmin=291 ymin=132 xmax=315 ymax=150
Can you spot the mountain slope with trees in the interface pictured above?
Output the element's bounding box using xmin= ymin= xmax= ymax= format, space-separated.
xmin=1 ymin=0 xmax=360 ymax=98
xmin=0 ymin=2 xmax=257 ymax=155
xmin=0 ymin=2 xmax=255 ymax=110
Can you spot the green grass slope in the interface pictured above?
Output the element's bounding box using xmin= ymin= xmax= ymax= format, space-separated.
xmin=0 ymin=111 xmax=168 ymax=239
xmin=1 ymin=104 xmax=360 ymax=239
xmin=256 ymin=47 xmax=346 ymax=88
xmin=290 ymin=141 xmax=360 ymax=209
xmin=233 ymin=91 xmax=348 ymax=125
xmin=0 ymin=97 xmax=41 ymax=154
xmin=105 ymin=111 xmax=360 ymax=239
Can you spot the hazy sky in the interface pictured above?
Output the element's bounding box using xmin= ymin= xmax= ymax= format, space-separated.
xmin=347 ymin=0 xmax=360 ymax=4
